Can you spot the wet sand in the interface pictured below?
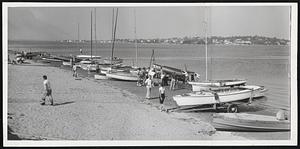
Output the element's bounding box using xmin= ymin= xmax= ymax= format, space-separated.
xmin=7 ymin=60 xmax=248 ymax=141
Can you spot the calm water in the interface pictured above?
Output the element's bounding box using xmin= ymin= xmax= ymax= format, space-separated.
xmin=8 ymin=41 xmax=291 ymax=114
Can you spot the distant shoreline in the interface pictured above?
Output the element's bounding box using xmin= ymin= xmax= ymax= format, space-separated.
xmin=8 ymin=35 xmax=290 ymax=46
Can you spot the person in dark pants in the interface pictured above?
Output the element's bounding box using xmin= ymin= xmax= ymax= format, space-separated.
xmin=41 ymin=75 xmax=54 ymax=105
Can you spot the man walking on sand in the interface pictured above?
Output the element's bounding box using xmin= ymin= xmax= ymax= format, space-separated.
xmin=41 ymin=75 xmax=54 ymax=105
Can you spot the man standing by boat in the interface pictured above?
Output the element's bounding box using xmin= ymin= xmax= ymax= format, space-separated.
xmin=170 ymin=74 xmax=176 ymax=91
xmin=41 ymin=75 xmax=54 ymax=105
xmin=145 ymin=76 xmax=153 ymax=99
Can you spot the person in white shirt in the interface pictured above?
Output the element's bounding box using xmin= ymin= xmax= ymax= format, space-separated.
xmin=41 ymin=75 xmax=54 ymax=105
xmin=148 ymin=68 xmax=155 ymax=80
xmin=158 ymin=83 xmax=166 ymax=111
xmin=170 ymin=74 xmax=176 ymax=91
xmin=72 ymin=65 xmax=77 ymax=77
xmin=145 ymin=76 xmax=152 ymax=99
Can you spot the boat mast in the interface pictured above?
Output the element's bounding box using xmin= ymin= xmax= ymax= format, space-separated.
xmin=110 ymin=8 xmax=115 ymax=67
xmin=94 ymin=8 xmax=97 ymax=48
xmin=90 ymin=10 xmax=93 ymax=60
xmin=77 ymin=23 xmax=80 ymax=43
xmin=204 ymin=7 xmax=208 ymax=81
xmin=205 ymin=22 xmax=208 ymax=81
xmin=111 ymin=8 xmax=119 ymax=67
xmin=134 ymin=8 xmax=138 ymax=67
xmin=77 ymin=22 xmax=80 ymax=56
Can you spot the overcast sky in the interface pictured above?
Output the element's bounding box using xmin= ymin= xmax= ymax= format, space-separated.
xmin=8 ymin=6 xmax=290 ymax=41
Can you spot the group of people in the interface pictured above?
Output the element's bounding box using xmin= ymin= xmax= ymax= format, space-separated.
xmin=9 ymin=51 xmax=26 ymax=64
xmin=144 ymin=75 xmax=166 ymax=111
xmin=136 ymin=67 xmax=155 ymax=87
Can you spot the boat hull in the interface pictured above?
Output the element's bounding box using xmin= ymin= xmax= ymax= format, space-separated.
xmin=173 ymin=88 xmax=252 ymax=107
xmin=103 ymin=59 xmax=123 ymax=65
xmin=189 ymin=80 xmax=247 ymax=91
xmin=106 ymin=72 xmax=138 ymax=81
xmin=212 ymin=113 xmax=290 ymax=132
xmin=239 ymin=85 xmax=268 ymax=98
xmin=94 ymin=74 xmax=108 ymax=80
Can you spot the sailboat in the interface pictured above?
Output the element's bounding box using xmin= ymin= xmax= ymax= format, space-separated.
xmin=79 ymin=10 xmax=101 ymax=72
xmin=106 ymin=8 xmax=139 ymax=81
xmin=172 ymin=9 xmax=266 ymax=108
xmin=187 ymin=16 xmax=246 ymax=91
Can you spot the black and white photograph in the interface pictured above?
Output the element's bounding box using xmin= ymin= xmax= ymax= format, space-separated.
xmin=2 ymin=2 xmax=298 ymax=146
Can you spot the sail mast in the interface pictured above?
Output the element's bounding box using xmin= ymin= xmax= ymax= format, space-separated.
xmin=77 ymin=23 xmax=80 ymax=43
xmin=111 ymin=8 xmax=119 ymax=67
xmin=204 ymin=7 xmax=208 ymax=81
xmin=94 ymin=8 xmax=97 ymax=46
xmin=110 ymin=8 xmax=115 ymax=67
xmin=90 ymin=10 xmax=93 ymax=60
xmin=134 ymin=8 xmax=138 ymax=67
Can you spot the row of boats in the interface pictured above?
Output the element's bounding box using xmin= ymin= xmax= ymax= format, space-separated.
xmin=24 ymin=7 xmax=289 ymax=132
xmin=41 ymin=52 xmax=267 ymax=111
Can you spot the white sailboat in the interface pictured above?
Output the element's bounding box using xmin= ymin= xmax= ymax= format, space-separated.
xmin=173 ymin=8 xmax=266 ymax=108
xmin=79 ymin=10 xmax=101 ymax=72
xmin=173 ymin=87 xmax=253 ymax=107
xmin=106 ymin=8 xmax=139 ymax=81
xmin=188 ymin=9 xmax=246 ymax=91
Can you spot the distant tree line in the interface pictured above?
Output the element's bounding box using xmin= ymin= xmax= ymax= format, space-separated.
xmin=59 ymin=35 xmax=290 ymax=46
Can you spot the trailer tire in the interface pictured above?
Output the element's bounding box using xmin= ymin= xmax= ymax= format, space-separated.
xmin=227 ymin=104 xmax=239 ymax=113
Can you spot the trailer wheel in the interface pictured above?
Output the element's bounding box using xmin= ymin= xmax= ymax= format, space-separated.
xmin=227 ymin=104 xmax=239 ymax=113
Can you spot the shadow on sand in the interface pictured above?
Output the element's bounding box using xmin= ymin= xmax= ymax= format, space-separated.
xmin=8 ymin=126 xmax=21 ymax=140
xmin=52 ymin=101 xmax=75 ymax=106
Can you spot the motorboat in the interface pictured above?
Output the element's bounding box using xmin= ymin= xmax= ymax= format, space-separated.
xmin=212 ymin=113 xmax=290 ymax=132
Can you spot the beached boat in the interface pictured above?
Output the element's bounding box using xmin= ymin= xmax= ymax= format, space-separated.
xmin=173 ymin=87 xmax=253 ymax=107
xmin=106 ymin=71 xmax=138 ymax=81
xmin=62 ymin=61 xmax=71 ymax=66
xmin=189 ymin=79 xmax=247 ymax=91
xmin=103 ymin=57 xmax=123 ymax=65
xmin=76 ymin=55 xmax=101 ymax=60
xmin=94 ymin=74 xmax=108 ymax=80
xmin=239 ymin=85 xmax=268 ymax=98
xmin=188 ymin=14 xmax=248 ymax=91
xmin=212 ymin=113 xmax=290 ymax=132
xmin=41 ymin=58 xmax=63 ymax=66
xmin=79 ymin=60 xmax=98 ymax=71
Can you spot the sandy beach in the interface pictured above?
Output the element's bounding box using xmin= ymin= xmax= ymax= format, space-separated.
xmin=7 ymin=59 xmax=248 ymax=141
